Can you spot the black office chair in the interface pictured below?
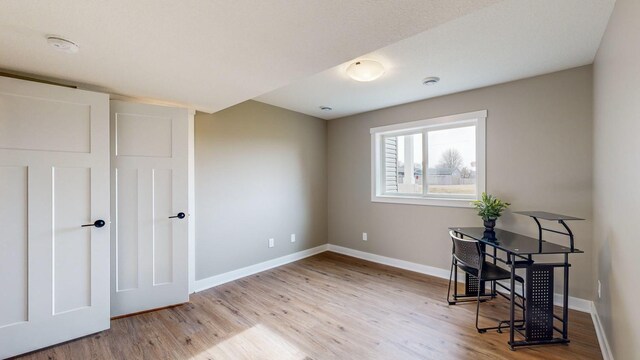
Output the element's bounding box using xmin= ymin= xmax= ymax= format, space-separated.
xmin=446 ymin=230 xmax=525 ymax=333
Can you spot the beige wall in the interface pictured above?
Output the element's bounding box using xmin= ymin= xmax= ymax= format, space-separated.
xmin=328 ymin=66 xmax=594 ymax=299
xmin=593 ymin=0 xmax=640 ymax=357
xmin=195 ymin=100 xmax=327 ymax=280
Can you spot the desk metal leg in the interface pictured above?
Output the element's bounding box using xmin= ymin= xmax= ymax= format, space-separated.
xmin=563 ymin=253 xmax=569 ymax=340
xmin=509 ymin=253 xmax=515 ymax=349
xmin=492 ymin=247 xmax=497 ymax=297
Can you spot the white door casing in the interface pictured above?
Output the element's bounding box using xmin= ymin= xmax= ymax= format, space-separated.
xmin=0 ymin=76 xmax=110 ymax=359
xmin=110 ymin=100 xmax=189 ymax=317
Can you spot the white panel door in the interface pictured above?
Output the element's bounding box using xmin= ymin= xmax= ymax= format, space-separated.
xmin=0 ymin=76 xmax=110 ymax=359
xmin=110 ymin=100 xmax=189 ymax=317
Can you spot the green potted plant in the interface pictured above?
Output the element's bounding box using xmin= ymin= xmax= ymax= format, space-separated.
xmin=471 ymin=192 xmax=510 ymax=231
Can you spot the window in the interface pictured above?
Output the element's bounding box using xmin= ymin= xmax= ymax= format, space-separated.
xmin=371 ymin=110 xmax=486 ymax=207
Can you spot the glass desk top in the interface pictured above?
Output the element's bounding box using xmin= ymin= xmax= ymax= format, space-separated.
xmin=449 ymin=227 xmax=584 ymax=255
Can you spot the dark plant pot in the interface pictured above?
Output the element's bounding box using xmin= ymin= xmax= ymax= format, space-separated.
xmin=483 ymin=230 xmax=497 ymax=242
xmin=483 ymin=218 xmax=496 ymax=232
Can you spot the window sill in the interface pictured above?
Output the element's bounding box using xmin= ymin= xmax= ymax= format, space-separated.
xmin=371 ymin=194 xmax=475 ymax=208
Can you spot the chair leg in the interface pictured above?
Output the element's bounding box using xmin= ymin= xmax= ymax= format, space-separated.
xmin=496 ymin=279 xmax=527 ymax=334
xmin=447 ymin=260 xmax=455 ymax=305
xmin=475 ymin=273 xmax=486 ymax=333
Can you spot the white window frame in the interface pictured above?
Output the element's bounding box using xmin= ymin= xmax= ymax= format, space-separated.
xmin=370 ymin=110 xmax=486 ymax=208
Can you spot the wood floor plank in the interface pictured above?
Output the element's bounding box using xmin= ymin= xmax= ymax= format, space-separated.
xmin=15 ymin=252 xmax=602 ymax=360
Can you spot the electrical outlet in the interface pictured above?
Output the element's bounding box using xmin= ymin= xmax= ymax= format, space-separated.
xmin=598 ymin=280 xmax=602 ymax=299
xmin=362 ymin=232 xmax=368 ymax=241
xmin=269 ymin=238 xmax=275 ymax=248
xmin=290 ymin=234 xmax=296 ymax=243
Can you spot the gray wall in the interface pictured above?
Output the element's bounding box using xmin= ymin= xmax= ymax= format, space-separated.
xmin=593 ymin=0 xmax=640 ymax=357
xmin=328 ymin=66 xmax=594 ymax=300
xmin=195 ymin=100 xmax=327 ymax=280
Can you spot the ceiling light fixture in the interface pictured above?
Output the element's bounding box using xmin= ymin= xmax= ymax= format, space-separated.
xmin=346 ymin=60 xmax=385 ymax=82
xmin=319 ymin=106 xmax=333 ymax=111
xmin=46 ymin=36 xmax=79 ymax=53
xmin=422 ymin=76 xmax=440 ymax=86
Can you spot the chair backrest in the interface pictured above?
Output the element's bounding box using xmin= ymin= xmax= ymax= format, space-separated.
xmin=449 ymin=230 xmax=482 ymax=271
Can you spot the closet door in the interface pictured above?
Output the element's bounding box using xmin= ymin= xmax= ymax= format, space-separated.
xmin=110 ymin=100 xmax=189 ymax=317
xmin=0 ymin=76 xmax=110 ymax=359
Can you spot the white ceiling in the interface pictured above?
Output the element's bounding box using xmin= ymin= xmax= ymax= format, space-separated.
xmin=256 ymin=0 xmax=615 ymax=120
xmin=0 ymin=0 xmax=501 ymax=113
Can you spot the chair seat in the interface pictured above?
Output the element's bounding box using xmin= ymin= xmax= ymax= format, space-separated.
xmin=459 ymin=262 xmax=524 ymax=283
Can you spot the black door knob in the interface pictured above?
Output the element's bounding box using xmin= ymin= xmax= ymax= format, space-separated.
xmin=82 ymin=219 xmax=106 ymax=228
xmin=169 ymin=212 xmax=186 ymax=219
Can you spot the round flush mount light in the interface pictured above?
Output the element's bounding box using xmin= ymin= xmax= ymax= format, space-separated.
xmin=319 ymin=106 xmax=333 ymax=111
xmin=346 ymin=60 xmax=385 ymax=82
xmin=422 ymin=76 xmax=440 ymax=86
xmin=47 ymin=36 xmax=79 ymax=53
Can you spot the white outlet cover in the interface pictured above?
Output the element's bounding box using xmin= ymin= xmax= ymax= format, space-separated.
xmin=291 ymin=234 xmax=296 ymax=242
xmin=362 ymin=232 xmax=368 ymax=241
xmin=269 ymin=238 xmax=275 ymax=248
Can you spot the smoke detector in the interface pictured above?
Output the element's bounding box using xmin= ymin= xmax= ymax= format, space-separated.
xmin=319 ymin=106 xmax=333 ymax=111
xmin=422 ymin=76 xmax=440 ymax=86
xmin=47 ymin=36 xmax=79 ymax=53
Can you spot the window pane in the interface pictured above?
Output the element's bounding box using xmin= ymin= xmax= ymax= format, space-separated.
xmin=426 ymin=126 xmax=476 ymax=196
xmin=385 ymin=133 xmax=422 ymax=194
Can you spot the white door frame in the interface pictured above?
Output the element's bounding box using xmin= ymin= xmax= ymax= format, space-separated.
xmin=187 ymin=109 xmax=196 ymax=294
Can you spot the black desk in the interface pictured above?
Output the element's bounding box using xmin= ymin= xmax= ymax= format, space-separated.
xmin=449 ymin=227 xmax=583 ymax=349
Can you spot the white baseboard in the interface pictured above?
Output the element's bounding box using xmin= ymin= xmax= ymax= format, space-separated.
xmin=327 ymin=244 xmax=451 ymax=280
xmin=591 ymin=302 xmax=614 ymax=360
xmin=327 ymin=244 xmax=591 ymax=313
xmin=554 ymin=293 xmax=592 ymax=313
xmin=194 ymin=244 xmax=328 ymax=293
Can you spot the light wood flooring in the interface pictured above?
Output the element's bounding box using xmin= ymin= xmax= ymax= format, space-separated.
xmin=17 ymin=252 xmax=602 ymax=359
